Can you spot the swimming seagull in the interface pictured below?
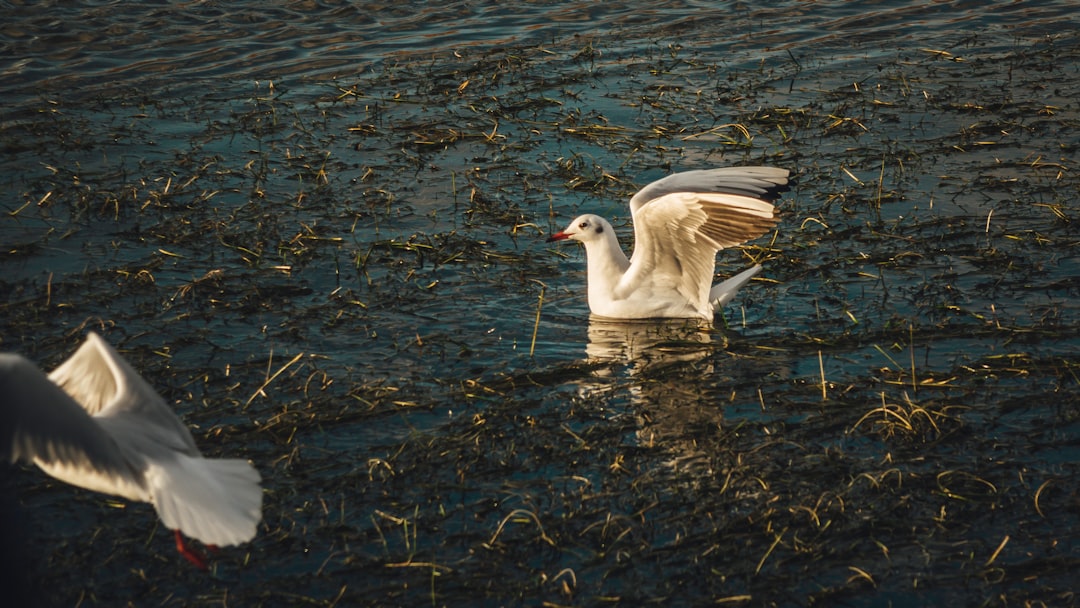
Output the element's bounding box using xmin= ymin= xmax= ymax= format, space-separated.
xmin=0 ymin=332 xmax=262 ymax=570
xmin=546 ymin=166 xmax=789 ymax=321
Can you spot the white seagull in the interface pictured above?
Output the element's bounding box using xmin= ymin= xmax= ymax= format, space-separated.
xmin=0 ymin=332 xmax=262 ymax=569
xmin=546 ymin=166 xmax=789 ymax=321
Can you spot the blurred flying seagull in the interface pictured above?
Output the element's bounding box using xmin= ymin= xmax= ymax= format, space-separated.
xmin=0 ymin=332 xmax=262 ymax=569
xmin=546 ymin=166 xmax=789 ymax=321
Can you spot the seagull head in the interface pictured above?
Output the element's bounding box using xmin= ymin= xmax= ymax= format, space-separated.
xmin=546 ymin=214 xmax=611 ymax=244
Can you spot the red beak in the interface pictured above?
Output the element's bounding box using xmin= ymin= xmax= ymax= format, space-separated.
xmin=546 ymin=231 xmax=570 ymax=243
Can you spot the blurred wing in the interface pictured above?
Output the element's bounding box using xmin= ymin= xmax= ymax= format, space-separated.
xmin=0 ymin=353 xmax=142 ymax=485
xmin=48 ymin=332 xmax=198 ymax=454
xmin=47 ymin=332 xmax=127 ymax=416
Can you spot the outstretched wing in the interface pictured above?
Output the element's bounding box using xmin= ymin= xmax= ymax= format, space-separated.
xmin=48 ymin=332 xmax=198 ymax=453
xmin=619 ymin=167 xmax=786 ymax=310
xmin=1 ymin=353 xmax=143 ymax=487
xmin=629 ymin=166 xmax=790 ymax=215
xmin=3 ymin=337 xmax=262 ymax=544
xmin=620 ymin=192 xmax=777 ymax=308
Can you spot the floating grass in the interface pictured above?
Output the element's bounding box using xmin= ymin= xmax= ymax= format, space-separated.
xmin=3 ymin=10 xmax=1079 ymax=608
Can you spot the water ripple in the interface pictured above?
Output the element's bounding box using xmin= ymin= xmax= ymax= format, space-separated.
xmin=1 ymin=1 xmax=1076 ymax=102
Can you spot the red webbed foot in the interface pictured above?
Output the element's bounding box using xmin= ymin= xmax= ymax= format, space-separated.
xmin=174 ymin=530 xmax=209 ymax=571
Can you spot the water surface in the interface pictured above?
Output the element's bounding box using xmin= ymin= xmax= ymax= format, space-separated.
xmin=2 ymin=2 xmax=1079 ymax=606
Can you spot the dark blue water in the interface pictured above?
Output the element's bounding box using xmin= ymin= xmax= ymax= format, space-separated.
xmin=2 ymin=1 xmax=1073 ymax=102
xmin=2 ymin=2 xmax=1078 ymax=605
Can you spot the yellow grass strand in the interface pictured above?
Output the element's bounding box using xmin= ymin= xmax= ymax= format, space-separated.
xmin=1034 ymin=480 xmax=1053 ymax=518
xmin=909 ymin=323 xmax=917 ymax=393
xmin=530 ymin=283 xmax=545 ymax=357
xmin=488 ymin=509 xmax=556 ymax=547
xmin=755 ymin=528 xmax=786 ymax=575
xmin=246 ymin=351 xmax=306 ymax=408
xmin=985 ymin=535 xmax=1010 ymax=567
xmin=818 ymin=350 xmax=827 ymax=400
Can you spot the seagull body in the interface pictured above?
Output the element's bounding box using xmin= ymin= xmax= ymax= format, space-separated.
xmin=0 ymin=333 xmax=262 ymax=568
xmin=547 ymin=166 xmax=789 ymax=320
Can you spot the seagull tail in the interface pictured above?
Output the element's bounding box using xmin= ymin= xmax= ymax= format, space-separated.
xmin=148 ymin=456 xmax=263 ymax=547
xmin=709 ymin=265 xmax=763 ymax=310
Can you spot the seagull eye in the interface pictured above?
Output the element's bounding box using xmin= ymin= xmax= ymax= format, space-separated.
xmin=578 ymin=221 xmax=588 ymax=229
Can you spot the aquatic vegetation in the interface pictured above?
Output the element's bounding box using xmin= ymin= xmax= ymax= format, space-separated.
xmin=1 ymin=3 xmax=1079 ymax=606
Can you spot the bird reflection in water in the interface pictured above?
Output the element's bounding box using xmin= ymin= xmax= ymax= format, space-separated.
xmin=580 ymin=316 xmax=730 ymax=477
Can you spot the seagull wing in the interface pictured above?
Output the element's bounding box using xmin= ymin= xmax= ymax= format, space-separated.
xmin=629 ymin=166 xmax=790 ymax=214
xmin=49 ymin=333 xmax=263 ymax=545
xmin=619 ymin=168 xmax=785 ymax=310
xmin=3 ymin=336 xmax=262 ymax=546
xmin=620 ymin=192 xmax=777 ymax=309
xmin=45 ymin=333 xmax=122 ymax=418
xmin=48 ymin=332 xmax=198 ymax=453
xmin=0 ymin=353 xmax=143 ymax=488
